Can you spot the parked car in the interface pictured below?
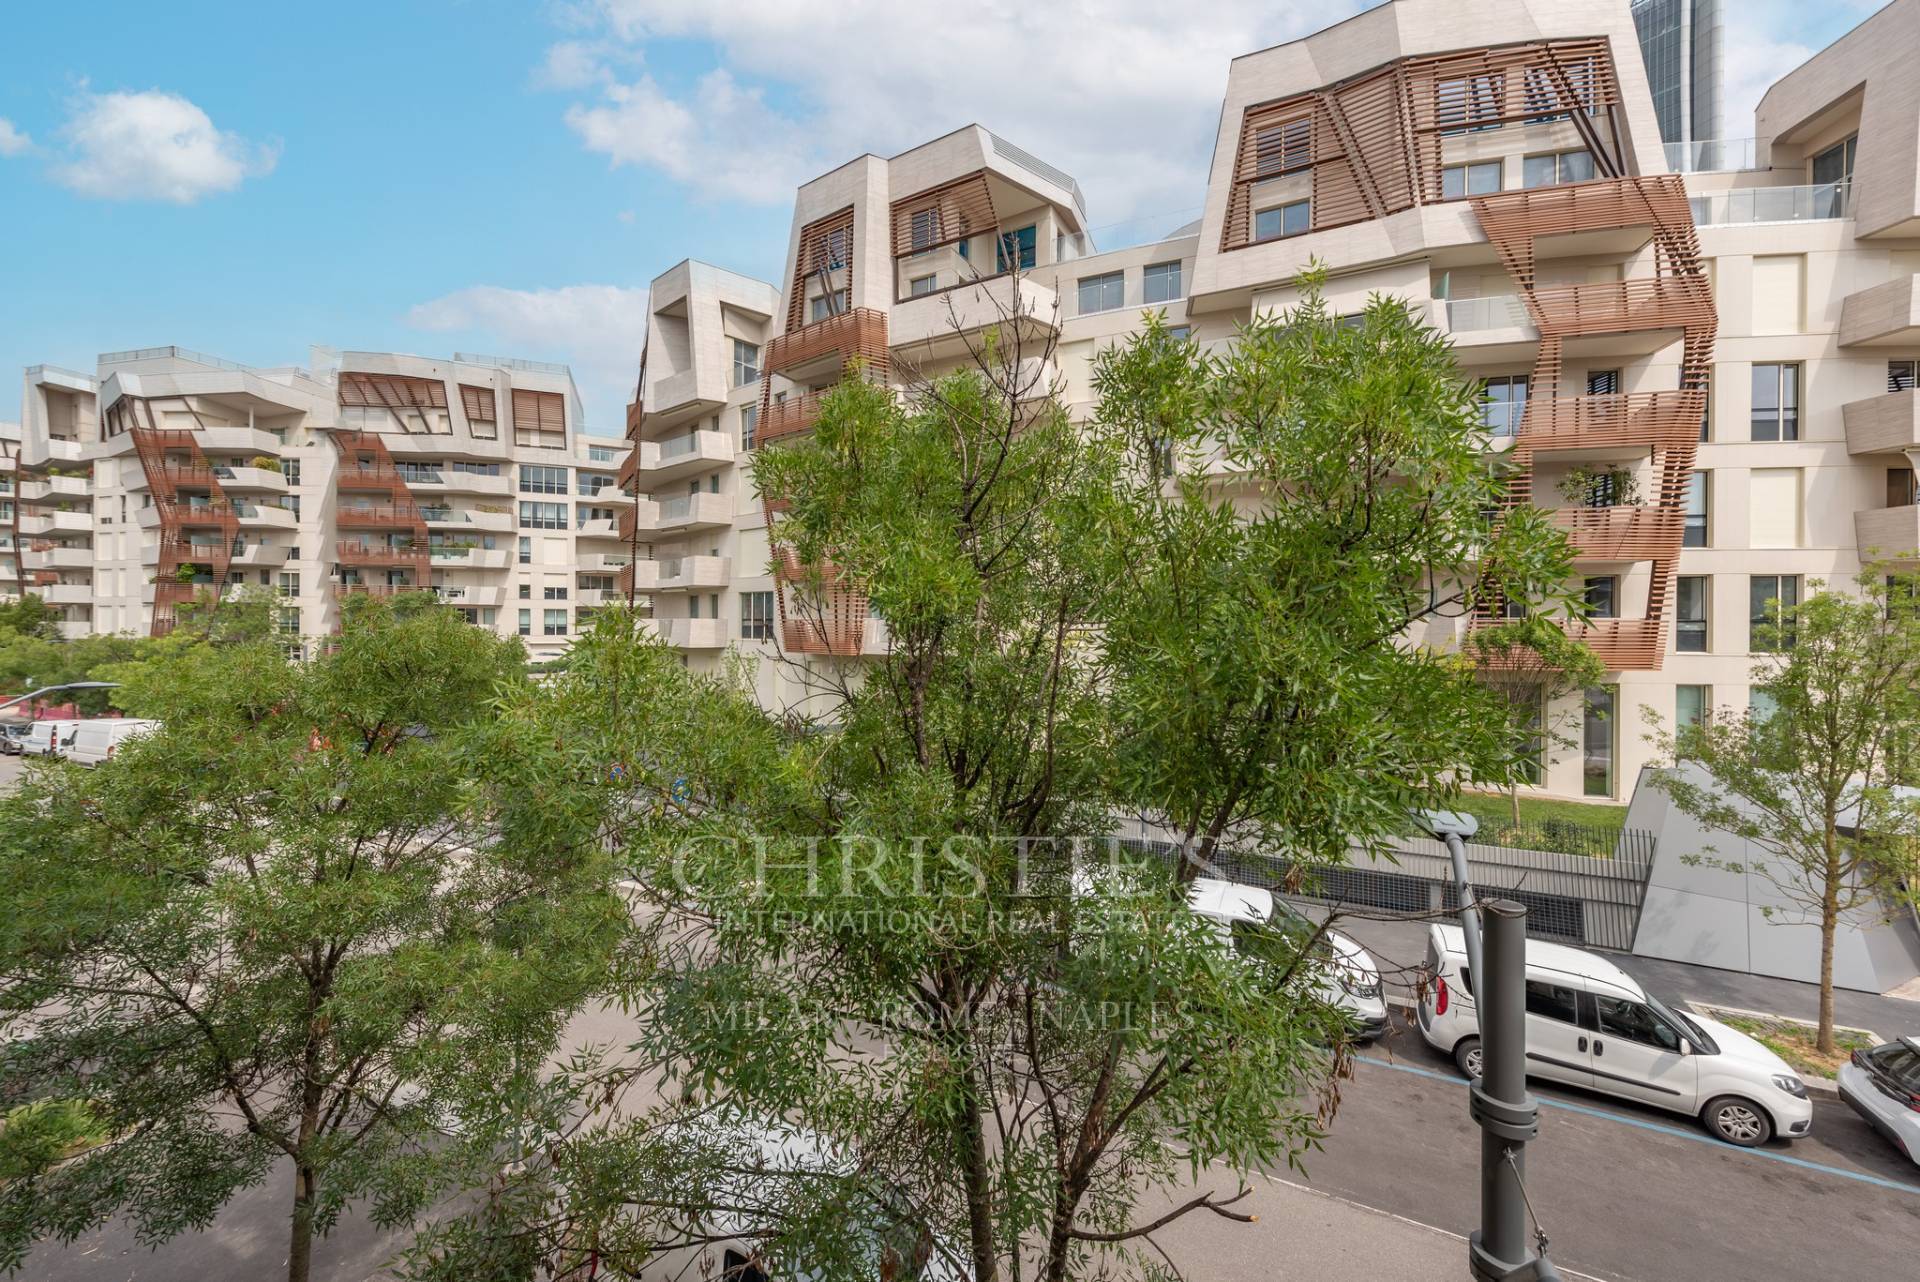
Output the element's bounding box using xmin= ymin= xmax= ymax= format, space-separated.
xmin=1417 ymin=924 xmax=1812 ymax=1146
xmin=1187 ymin=877 xmax=1390 ymax=1040
xmin=21 ymin=720 xmax=83 ymax=759
xmin=0 ymin=724 xmax=30 ymax=755
xmin=65 ymin=719 xmax=158 ymax=768
xmin=1838 ymin=1036 xmax=1920 ymax=1166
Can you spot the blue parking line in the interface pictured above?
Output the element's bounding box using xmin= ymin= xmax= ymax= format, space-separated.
xmin=1358 ymin=1054 xmax=1920 ymax=1198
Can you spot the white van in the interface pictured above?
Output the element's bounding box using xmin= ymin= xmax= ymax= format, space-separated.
xmin=65 ymin=719 xmax=157 ymax=768
xmin=21 ymin=720 xmax=82 ymax=758
xmin=1188 ymin=878 xmax=1390 ymax=1040
xmin=1417 ymin=924 xmax=1812 ymax=1146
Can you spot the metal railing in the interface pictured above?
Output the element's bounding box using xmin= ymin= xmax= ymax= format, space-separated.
xmin=987 ymin=131 xmax=1088 ymax=222
xmin=1054 ymin=207 xmax=1205 ymax=263
xmin=1663 ymin=138 xmax=1757 ymax=174
xmin=451 ymin=351 xmax=573 ymax=376
xmin=1690 ymin=182 xmax=1851 ymax=226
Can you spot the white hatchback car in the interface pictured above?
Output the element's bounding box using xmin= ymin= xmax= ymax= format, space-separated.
xmin=1187 ymin=878 xmax=1389 ymax=1041
xmin=1417 ymin=924 xmax=1812 ymax=1146
xmin=1837 ymin=1037 xmax=1920 ymax=1167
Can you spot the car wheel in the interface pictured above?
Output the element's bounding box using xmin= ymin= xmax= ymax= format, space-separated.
xmin=1702 ymin=1096 xmax=1772 ymax=1147
xmin=1453 ymin=1036 xmax=1484 ymax=1079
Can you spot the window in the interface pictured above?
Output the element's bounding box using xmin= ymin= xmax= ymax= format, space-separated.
xmin=909 ymin=274 xmax=937 ymax=297
xmin=1436 ymin=73 xmax=1503 ymax=134
xmin=1441 ymin=161 xmax=1503 ymax=199
xmin=1675 ymin=576 xmax=1708 ymax=652
xmin=517 ymin=536 xmax=531 ymax=565
xmin=1583 ymin=686 xmax=1616 ymax=797
xmin=1143 ymin=261 xmax=1182 ymax=305
xmin=519 ymin=501 xmax=566 ymax=530
xmin=1890 ymin=467 xmax=1917 ymax=508
xmin=1683 ymin=472 xmax=1708 ymax=546
xmin=1254 ymin=116 xmax=1312 ymax=176
xmin=1700 ymin=377 xmax=1712 ymax=442
xmin=1586 ymin=369 xmax=1619 ymax=396
xmin=543 ymin=609 xmax=567 ymax=636
xmin=518 ymin=583 xmax=531 ymax=600
xmin=1583 ymin=575 xmax=1618 ymax=619
xmin=277 ymin=572 xmax=300 ymax=599
xmin=732 ymin=339 xmax=759 ymax=387
xmin=517 ymin=609 xmax=531 ymax=636
xmin=1522 ymin=150 xmax=1595 ymax=188
xmin=1253 ymin=200 xmax=1311 ymax=242
xmin=1595 ymin=996 xmax=1683 ymax=1052
xmin=577 ymin=473 xmax=616 ymax=497
xmin=1811 ymin=134 xmax=1857 ymax=188
xmin=1861 ymin=1039 xmax=1920 ymax=1092
xmin=1676 ymin=685 xmax=1709 ymax=732
xmin=544 ymin=585 xmax=569 ymax=601
xmin=1479 ymin=374 xmax=1529 ymax=437
xmin=1750 ymin=363 xmax=1800 ymax=441
xmin=282 ymin=458 xmax=302 ymax=486
xmin=1749 ymin=575 xmax=1800 ymax=651
xmin=741 ymin=590 xmax=775 ymax=640
xmin=1167 ymin=326 xmax=1192 ymax=342
xmin=1525 ymin=980 xmax=1579 ymax=1025
xmin=809 ymin=289 xmax=850 ymax=322
xmin=1077 ymin=271 xmax=1125 ymax=315
xmin=520 ymin=464 xmax=568 ymax=494
xmin=995 ymin=225 xmax=1036 ymax=272
xmin=1889 ymin=360 xmax=1917 ymax=393
xmin=587 ymin=445 xmax=618 ymax=463
xmin=741 ymin=404 xmax=759 ymax=451
xmin=909 ymin=205 xmax=940 ymax=251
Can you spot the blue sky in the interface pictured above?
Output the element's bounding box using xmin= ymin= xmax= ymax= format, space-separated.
xmin=0 ymin=0 xmax=1884 ymax=430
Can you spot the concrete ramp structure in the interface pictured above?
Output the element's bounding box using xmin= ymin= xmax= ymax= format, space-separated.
xmin=1626 ymin=763 xmax=1920 ymax=993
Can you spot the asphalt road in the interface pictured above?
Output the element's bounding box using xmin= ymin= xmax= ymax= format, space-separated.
xmin=1293 ymin=1013 xmax=1920 ymax=1282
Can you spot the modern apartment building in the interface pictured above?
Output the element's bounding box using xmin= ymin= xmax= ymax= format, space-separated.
xmin=623 ymin=0 xmax=1920 ymax=804
xmin=5 ymin=346 xmax=629 ymax=658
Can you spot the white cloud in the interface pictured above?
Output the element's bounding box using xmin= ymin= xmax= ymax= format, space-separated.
xmin=407 ymin=284 xmax=650 ymax=433
xmin=0 ymin=118 xmax=29 ymax=157
xmin=51 ymin=90 xmax=275 ymax=203
xmin=548 ymin=0 xmax=1372 ymax=222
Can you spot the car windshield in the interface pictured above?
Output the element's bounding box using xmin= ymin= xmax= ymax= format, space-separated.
xmin=1647 ymin=992 xmax=1718 ymax=1054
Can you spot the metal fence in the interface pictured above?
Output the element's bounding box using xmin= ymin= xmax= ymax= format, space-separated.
xmin=1123 ymin=828 xmax=1658 ymax=952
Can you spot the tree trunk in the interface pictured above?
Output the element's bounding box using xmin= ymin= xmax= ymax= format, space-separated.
xmin=288 ymin=1164 xmax=317 ymax=1282
xmin=956 ymin=1067 xmax=1000 ymax=1282
xmin=1817 ymin=826 xmax=1841 ymax=1056
xmin=1510 ymin=783 xmax=1522 ymax=829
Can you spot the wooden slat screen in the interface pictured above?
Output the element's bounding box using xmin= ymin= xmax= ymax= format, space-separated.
xmin=786 ymin=206 xmax=856 ymax=332
xmin=890 ymin=170 xmax=998 ymax=258
xmin=338 ymin=372 xmax=447 ymax=409
xmin=512 ymin=390 xmax=565 ymax=435
xmin=459 ymin=384 xmax=496 ymax=424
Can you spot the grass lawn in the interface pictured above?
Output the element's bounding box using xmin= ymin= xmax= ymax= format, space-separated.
xmin=1710 ymin=1011 xmax=1877 ymax=1080
xmin=1417 ymin=792 xmax=1631 ymax=856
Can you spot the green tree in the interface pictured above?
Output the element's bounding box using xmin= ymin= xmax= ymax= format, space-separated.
xmin=0 ymin=595 xmax=59 ymax=643
xmin=0 ymin=598 xmax=628 ymax=1282
xmin=1460 ymin=617 xmax=1607 ymax=830
xmin=1650 ymin=571 xmax=1920 ymax=1053
xmin=414 ymin=278 xmax=1579 ymax=1280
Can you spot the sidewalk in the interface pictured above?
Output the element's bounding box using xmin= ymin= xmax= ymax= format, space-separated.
xmin=1303 ymin=902 xmax=1920 ymax=1039
xmin=1149 ymin=1171 xmax=1605 ymax=1281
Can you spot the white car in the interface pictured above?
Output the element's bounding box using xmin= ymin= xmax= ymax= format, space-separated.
xmin=64 ymin=719 xmax=157 ymax=768
xmin=1187 ymin=877 xmax=1389 ymax=1040
xmin=20 ymin=719 xmax=82 ymax=758
xmin=1417 ymin=924 xmax=1812 ymax=1146
xmin=1837 ymin=1036 xmax=1920 ymax=1166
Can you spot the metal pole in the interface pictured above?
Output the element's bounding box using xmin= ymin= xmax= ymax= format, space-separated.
xmin=1442 ymin=830 xmax=1485 ymax=994
xmin=1469 ymin=899 xmax=1553 ymax=1282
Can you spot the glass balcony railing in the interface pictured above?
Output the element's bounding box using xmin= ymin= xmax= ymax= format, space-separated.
xmin=1690 ymin=182 xmax=1851 ymax=226
xmin=1664 ymin=138 xmax=1757 ymax=174
xmin=1445 ymin=294 xmax=1531 ymax=332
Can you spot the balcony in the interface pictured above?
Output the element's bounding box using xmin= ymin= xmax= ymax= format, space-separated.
xmin=654 ymin=616 xmax=728 ymax=649
xmin=1843 ymin=387 xmax=1920 ymax=454
xmin=335 ymin=504 xmax=425 ymax=530
xmin=1475 ymin=615 xmax=1663 ymax=672
xmin=212 ymin=465 xmax=289 ymax=492
xmin=230 ymin=542 xmax=292 ymax=568
xmin=1664 ymin=138 xmax=1757 ymax=174
xmin=40 ymin=583 xmax=93 ymax=606
xmin=1549 ymin=506 xmax=1682 ymax=561
xmin=434 ymin=470 xmax=513 ymax=498
xmin=432 ymin=583 xmax=504 ymax=608
xmin=1855 ymin=506 xmax=1920 ymax=564
xmin=1525 ymin=278 xmax=1711 ymax=344
xmin=333 ymin=582 xmax=426 ymax=600
xmin=21 ymin=543 xmax=93 ymax=571
xmin=20 ymin=511 xmax=94 ymax=536
xmin=759 ymin=391 xmax=829 ymax=448
xmin=1445 ymin=294 xmax=1532 ymax=334
xmin=890 ymin=275 xmax=1058 ymax=359
xmin=575 ymin=517 xmax=621 ymax=540
xmin=192 ymin=426 xmax=284 ymax=456
xmin=428 ymin=545 xmax=511 ymax=570
xmin=233 ymin=502 xmax=297 ymax=530
xmin=763 ymin=307 xmax=889 ymax=382
xmin=337 ymin=540 xmax=424 ymax=567
xmin=18 ymin=475 xmax=89 ymax=502
xmin=1840 ymin=274 xmax=1920 ymax=348
xmin=617 ymin=500 xmax=663 ymax=541
xmin=1514 ymin=390 xmax=1704 ymax=455
xmin=1690 ymin=182 xmax=1851 ymax=227
xmin=637 ymin=429 xmax=735 ymax=484
xmin=647 ymin=491 xmax=731 ymax=535
xmin=577 ymin=552 xmax=633 ymax=575
xmin=651 ymin=555 xmax=732 ymax=592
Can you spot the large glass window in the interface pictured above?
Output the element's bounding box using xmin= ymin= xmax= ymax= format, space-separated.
xmin=1522 ymin=150 xmax=1595 ymax=188
xmin=1479 ymin=375 xmax=1529 ymax=437
xmin=1749 ymin=574 xmax=1801 ymax=651
xmin=908 ymin=274 xmax=937 ymax=297
xmin=1143 ymin=261 xmax=1183 ymax=305
xmin=518 ymin=501 xmax=566 ymax=530
xmin=1583 ymin=686 xmax=1616 ymax=797
xmin=1675 ymin=576 xmax=1708 ymax=652
xmin=1811 ymin=134 xmax=1857 ymax=188
xmin=1683 ymin=471 xmax=1708 ymax=546
xmin=995 ymin=225 xmax=1036 ymax=272
xmin=517 ymin=609 xmax=531 ymax=636
xmin=1253 ymin=200 xmax=1311 ymax=242
xmin=543 ymin=609 xmax=567 ymax=636
xmin=1583 ymin=575 xmax=1618 ymax=619
xmin=1676 ymin=685 xmax=1709 ymax=733
xmin=741 ymin=590 xmax=775 ymax=640
xmin=1441 ymin=161 xmax=1503 ymax=199
xmin=1750 ymin=364 xmax=1800 ymax=441
xmin=809 ymin=289 xmax=850 ymax=322
xmin=1077 ymin=271 xmax=1125 ymax=315
xmin=519 ymin=464 xmax=568 ymax=494
xmin=732 ymin=339 xmax=759 ymax=387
